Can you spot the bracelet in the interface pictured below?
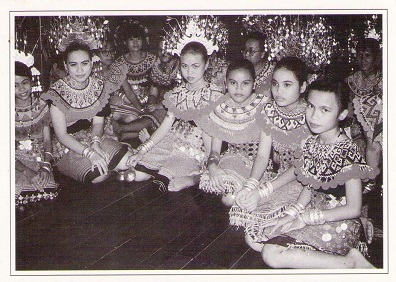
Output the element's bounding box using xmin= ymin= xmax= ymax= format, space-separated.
xmin=258 ymin=181 xmax=274 ymax=199
xmin=39 ymin=165 xmax=51 ymax=173
xmin=302 ymin=209 xmax=325 ymax=225
xmin=137 ymin=138 xmax=155 ymax=154
xmin=90 ymin=136 xmax=102 ymax=146
xmin=44 ymin=151 xmax=53 ymax=159
xmin=207 ymin=152 xmax=220 ymax=166
xmin=82 ymin=147 xmax=96 ymax=159
xmin=243 ymin=178 xmax=259 ymax=191
xmin=284 ymin=202 xmax=305 ymax=219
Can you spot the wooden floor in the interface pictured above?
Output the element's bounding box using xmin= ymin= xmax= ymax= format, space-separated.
xmin=15 ymin=171 xmax=384 ymax=271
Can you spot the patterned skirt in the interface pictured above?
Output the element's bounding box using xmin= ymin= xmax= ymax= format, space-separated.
xmin=138 ymin=120 xmax=206 ymax=180
xmin=229 ymin=179 xmax=304 ymax=240
xmin=54 ymin=130 xmax=128 ymax=182
xmin=265 ymin=190 xmax=366 ymax=256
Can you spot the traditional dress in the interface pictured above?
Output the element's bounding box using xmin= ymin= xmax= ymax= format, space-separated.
xmin=254 ymin=62 xmax=275 ymax=97
xmin=198 ymin=92 xmax=272 ymax=194
xmin=41 ymin=76 xmax=129 ymax=183
xmin=229 ymin=98 xmax=311 ymax=240
xmin=138 ymin=83 xmax=223 ymax=181
xmin=15 ymin=98 xmax=59 ymax=206
xmin=346 ymin=71 xmax=383 ymax=151
xmin=265 ymin=135 xmax=378 ymax=256
xmin=106 ymin=53 xmax=160 ymax=125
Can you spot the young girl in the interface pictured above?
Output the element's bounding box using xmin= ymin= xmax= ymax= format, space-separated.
xmin=127 ymin=41 xmax=223 ymax=191
xmin=112 ymin=38 xmax=178 ymax=142
xmin=41 ymin=41 xmax=147 ymax=184
xmin=107 ymin=21 xmax=159 ymax=128
xmin=260 ymin=78 xmax=378 ymax=269
xmin=15 ymin=61 xmax=59 ymax=206
xmin=198 ymin=59 xmax=271 ymax=206
xmin=229 ymin=57 xmax=311 ymax=249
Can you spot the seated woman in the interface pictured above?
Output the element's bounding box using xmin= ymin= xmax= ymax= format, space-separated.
xmin=15 ymin=61 xmax=59 ymax=206
xmin=41 ymin=41 xmax=149 ymax=183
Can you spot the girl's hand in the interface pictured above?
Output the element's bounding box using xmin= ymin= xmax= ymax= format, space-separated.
xmin=90 ymin=143 xmax=110 ymax=164
xmin=208 ymin=164 xmax=227 ymax=193
xmin=126 ymin=152 xmax=143 ymax=168
xmin=262 ymin=215 xmax=296 ymax=237
xmin=236 ymin=189 xmax=261 ymax=211
xmin=37 ymin=168 xmax=51 ymax=190
xmin=88 ymin=151 xmax=108 ymax=176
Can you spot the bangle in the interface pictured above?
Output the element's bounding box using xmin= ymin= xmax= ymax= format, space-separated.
xmin=137 ymin=138 xmax=155 ymax=154
xmin=44 ymin=151 xmax=53 ymax=159
xmin=243 ymin=178 xmax=259 ymax=191
xmin=207 ymin=152 xmax=220 ymax=166
xmin=284 ymin=202 xmax=305 ymax=219
xmin=302 ymin=209 xmax=325 ymax=225
xmin=90 ymin=136 xmax=102 ymax=146
xmin=258 ymin=181 xmax=274 ymax=199
xmin=82 ymin=147 xmax=91 ymax=157
xmin=82 ymin=147 xmax=96 ymax=159
xmin=40 ymin=165 xmax=51 ymax=173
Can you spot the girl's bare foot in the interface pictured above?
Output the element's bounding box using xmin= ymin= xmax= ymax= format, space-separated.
xmin=138 ymin=128 xmax=150 ymax=143
xmin=168 ymin=176 xmax=196 ymax=192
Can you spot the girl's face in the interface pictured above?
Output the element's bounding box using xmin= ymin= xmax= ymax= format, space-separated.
xmin=98 ymin=43 xmax=115 ymax=67
xmin=357 ymin=48 xmax=376 ymax=74
xmin=243 ymin=39 xmax=265 ymax=66
xmin=180 ymin=52 xmax=207 ymax=87
xmin=158 ymin=40 xmax=173 ymax=63
xmin=15 ymin=75 xmax=32 ymax=103
xmin=226 ymin=68 xmax=254 ymax=104
xmin=271 ymin=67 xmax=306 ymax=111
xmin=306 ymin=90 xmax=347 ymax=135
xmin=126 ymin=37 xmax=143 ymax=52
xmin=65 ymin=50 xmax=92 ymax=83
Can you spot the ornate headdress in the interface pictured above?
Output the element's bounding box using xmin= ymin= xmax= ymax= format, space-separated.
xmin=240 ymin=15 xmax=339 ymax=72
xmin=347 ymin=14 xmax=382 ymax=63
xmin=163 ymin=15 xmax=228 ymax=56
xmin=14 ymin=26 xmax=42 ymax=96
xmin=48 ymin=16 xmax=110 ymax=53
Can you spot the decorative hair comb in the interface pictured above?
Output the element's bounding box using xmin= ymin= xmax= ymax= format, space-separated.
xmin=163 ymin=15 xmax=228 ymax=56
xmin=240 ymin=15 xmax=339 ymax=72
xmin=48 ymin=16 xmax=110 ymax=53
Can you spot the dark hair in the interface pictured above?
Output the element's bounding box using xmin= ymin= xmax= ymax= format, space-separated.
xmin=63 ymin=41 xmax=92 ymax=63
xmin=245 ymin=31 xmax=267 ymax=51
xmin=226 ymin=58 xmax=255 ymax=80
xmin=15 ymin=61 xmax=32 ymax=79
xmin=307 ymin=78 xmax=349 ymax=114
xmin=180 ymin=41 xmax=208 ymax=63
xmin=274 ymin=57 xmax=308 ymax=85
xmin=356 ymin=38 xmax=381 ymax=59
xmin=127 ymin=23 xmax=147 ymax=39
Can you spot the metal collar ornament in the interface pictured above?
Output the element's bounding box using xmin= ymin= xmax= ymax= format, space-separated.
xmin=240 ymin=15 xmax=339 ymax=72
xmin=49 ymin=16 xmax=110 ymax=53
xmin=14 ymin=50 xmax=42 ymax=95
xmin=163 ymin=15 xmax=228 ymax=56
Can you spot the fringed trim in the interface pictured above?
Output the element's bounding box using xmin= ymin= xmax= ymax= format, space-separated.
xmin=352 ymin=95 xmax=383 ymax=140
xmin=357 ymin=241 xmax=369 ymax=258
xmin=229 ymin=204 xmax=287 ymax=228
xmin=16 ymin=190 xmax=59 ymax=206
xmin=282 ymin=243 xmax=316 ymax=253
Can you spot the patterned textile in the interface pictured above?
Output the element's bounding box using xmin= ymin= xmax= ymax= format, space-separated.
xmin=41 ymin=76 xmax=110 ymax=126
xmin=295 ymin=135 xmax=379 ymax=190
xmin=263 ymin=136 xmax=379 ymax=255
xmin=150 ymin=57 xmax=179 ymax=87
xmin=347 ymin=71 xmax=383 ymax=145
xmin=41 ymin=76 xmax=126 ymax=182
xmin=15 ymin=98 xmax=59 ymax=206
xmin=229 ymin=98 xmax=310 ymax=236
xmin=138 ymin=83 xmax=223 ymax=181
xmin=254 ymin=62 xmax=274 ymax=96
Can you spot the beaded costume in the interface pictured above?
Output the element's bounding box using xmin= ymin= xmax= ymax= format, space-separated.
xmin=229 ymin=98 xmax=311 ymax=238
xmin=347 ymin=71 xmax=383 ymax=149
xmin=138 ymin=83 xmax=223 ymax=180
xmin=254 ymin=62 xmax=275 ymax=97
xmin=198 ymin=92 xmax=273 ymax=195
xmin=15 ymin=98 xmax=59 ymax=206
xmin=264 ymin=135 xmax=379 ymax=256
xmin=106 ymin=53 xmax=159 ymax=123
xmin=41 ymin=76 xmax=128 ymax=182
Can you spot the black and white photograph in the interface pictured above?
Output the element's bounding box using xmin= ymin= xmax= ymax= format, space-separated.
xmin=2 ymin=0 xmax=394 ymax=281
